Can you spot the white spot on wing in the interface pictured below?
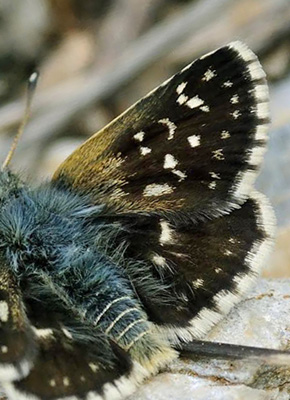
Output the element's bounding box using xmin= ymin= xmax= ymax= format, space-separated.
xmin=164 ymin=154 xmax=178 ymax=169
xmin=49 ymin=379 xmax=56 ymax=387
xmin=223 ymin=80 xmax=233 ymax=88
xmin=160 ymin=220 xmax=174 ymax=245
xmin=159 ymin=118 xmax=177 ymax=140
xmin=63 ymin=377 xmax=70 ymax=386
xmin=231 ymin=110 xmax=241 ymax=119
xmin=230 ymin=94 xmax=239 ymax=104
xmin=187 ymin=135 xmax=200 ymax=148
xmin=208 ymin=181 xmax=216 ymax=190
xmin=212 ymin=149 xmax=224 ymax=160
xmin=140 ymin=147 xmax=151 ymax=156
xmin=203 ymin=68 xmax=216 ymax=81
xmin=133 ymin=131 xmax=145 ymax=142
xmin=172 ymin=169 xmax=187 ymax=181
xmin=0 ymin=301 xmax=9 ymax=322
xmin=177 ymin=94 xmax=188 ymax=105
xmin=200 ymin=105 xmax=210 ymax=112
xmin=192 ymin=279 xmax=204 ymax=289
xmin=221 ymin=130 xmax=230 ymax=139
xmin=89 ymin=362 xmax=99 ymax=373
xmin=209 ymin=172 xmax=220 ymax=180
xmin=1 ymin=345 xmax=8 ymax=353
xmin=143 ymin=183 xmax=174 ymax=197
xmin=176 ymin=81 xmax=187 ymax=94
xmin=186 ymin=95 xmax=204 ymax=109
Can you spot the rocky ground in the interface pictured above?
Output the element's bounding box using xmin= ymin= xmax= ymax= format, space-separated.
xmin=131 ymin=279 xmax=290 ymax=399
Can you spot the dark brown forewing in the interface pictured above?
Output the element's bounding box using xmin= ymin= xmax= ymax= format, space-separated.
xmin=0 ymin=264 xmax=36 ymax=382
xmin=53 ymin=42 xmax=269 ymax=219
xmin=114 ymin=191 xmax=275 ymax=344
xmin=2 ymin=298 xmax=139 ymax=400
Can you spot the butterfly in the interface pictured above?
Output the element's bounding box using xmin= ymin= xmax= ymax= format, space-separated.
xmin=0 ymin=41 xmax=277 ymax=400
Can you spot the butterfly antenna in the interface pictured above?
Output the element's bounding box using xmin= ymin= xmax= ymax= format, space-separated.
xmin=1 ymin=71 xmax=39 ymax=170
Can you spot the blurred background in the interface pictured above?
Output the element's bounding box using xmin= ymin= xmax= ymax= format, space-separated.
xmin=0 ymin=0 xmax=289 ymax=277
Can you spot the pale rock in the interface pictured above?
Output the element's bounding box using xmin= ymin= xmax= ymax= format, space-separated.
xmin=130 ymin=279 xmax=290 ymax=400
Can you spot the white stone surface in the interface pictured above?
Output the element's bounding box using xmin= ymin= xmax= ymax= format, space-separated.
xmin=130 ymin=279 xmax=290 ymax=400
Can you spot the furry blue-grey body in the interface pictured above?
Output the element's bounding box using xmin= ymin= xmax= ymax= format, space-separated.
xmin=0 ymin=171 xmax=149 ymax=350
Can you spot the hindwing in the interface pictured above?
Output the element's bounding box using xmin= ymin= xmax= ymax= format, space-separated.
xmin=112 ymin=191 xmax=275 ymax=343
